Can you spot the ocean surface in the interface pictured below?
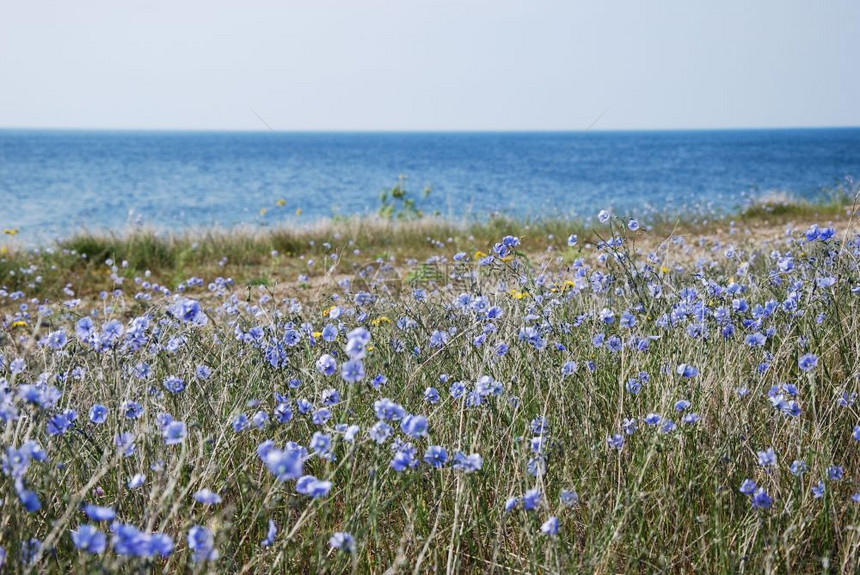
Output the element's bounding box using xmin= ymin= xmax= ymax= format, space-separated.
xmin=1 ymin=128 xmax=859 ymax=241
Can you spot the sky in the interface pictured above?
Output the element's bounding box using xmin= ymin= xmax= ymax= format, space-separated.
xmin=1 ymin=0 xmax=858 ymax=131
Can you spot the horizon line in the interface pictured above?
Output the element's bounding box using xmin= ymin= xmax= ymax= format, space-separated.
xmin=1 ymin=124 xmax=859 ymax=135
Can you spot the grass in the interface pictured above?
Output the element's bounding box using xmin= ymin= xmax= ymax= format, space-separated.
xmin=0 ymin=198 xmax=859 ymax=572
xmin=1 ymin=194 xmax=854 ymax=304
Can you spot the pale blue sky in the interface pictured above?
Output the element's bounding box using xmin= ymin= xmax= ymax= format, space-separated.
xmin=1 ymin=0 xmax=857 ymax=131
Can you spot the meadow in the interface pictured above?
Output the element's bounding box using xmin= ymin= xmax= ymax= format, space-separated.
xmin=1 ymin=196 xmax=859 ymax=573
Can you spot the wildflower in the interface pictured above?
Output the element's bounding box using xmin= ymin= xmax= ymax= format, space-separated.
xmin=163 ymin=376 xmax=186 ymax=394
xmin=233 ymin=413 xmax=250 ymax=432
xmin=128 ymin=474 xmax=146 ymax=489
xmin=321 ymin=324 xmax=338 ymax=342
xmin=115 ymin=433 xmax=136 ymax=457
xmin=541 ymin=516 xmax=560 ymax=536
xmin=341 ymin=359 xmax=365 ymax=383
xmin=374 ymin=398 xmax=406 ymax=421
xmin=296 ymin=475 xmax=333 ymax=498
xmin=424 ymin=445 xmax=448 ymax=468
xmin=798 ymin=353 xmax=818 ymax=371
xmin=311 ymin=408 xmax=330 ymax=426
xmin=170 ymin=298 xmax=206 ymax=324
xmin=527 ymin=456 xmax=546 ymax=477
xmin=812 ymin=481 xmax=825 ymax=499
xmin=71 ymin=525 xmax=106 ymax=554
xmin=329 ymin=532 xmax=356 ymax=553
xmin=401 ymin=414 xmax=429 ymax=438
xmin=451 ymin=452 xmax=483 ymax=473
xmin=449 ymin=381 xmax=467 ymax=399
xmin=261 ymin=443 xmax=304 ymax=481
xmin=622 ymin=418 xmax=638 ymax=435
xmin=745 ymin=333 xmax=766 ymax=347
xmin=188 ymin=525 xmax=219 ymax=563
xmin=430 ymin=330 xmax=450 ymax=347
xmin=274 ymin=401 xmax=293 ymax=424
xmin=827 ymin=466 xmax=844 ymax=481
xmin=676 ymin=364 xmax=699 ymax=378
xmin=83 ymin=504 xmax=116 ymax=522
xmin=48 ymin=411 xmax=76 ymax=436
xmin=504 ymin=497 xmax=519 ymax=513
xmin=561 ymin=490 xmax=579 ymax=507
xmin=310 ymin=432 xmax=332 ymax=456
xmin=757 ymin=448 xmax=777 ymax=467
xmin=45 ymin=329 xmax=68 ymax=350
xmin=424 ymin=387 xmax=440 ymax=403
xmin=17 ymin=486 xmax=41 ymax=512
xmin=163 ymin=421 xmax=187 ymax=445
xmin=739 ymin=479 xmax=757 ymax=495
xmin=391 ymin=448 xmax=417 ymax=472
xmin=112 ymin=524 xmax=173 ymax=557
xmin=522 ymin=488 xmax=542 ymax=510
xmin=345 ymin=337 xmax=367 ymax=360
xmin=751 ymin=488 xmax=773 ymax=509
xmin=608 ymin=433 xmax=625 ymax=450
xmin=644 ymin=413 xmax=662 ymax=426
xmin=10 ymin=358 xmax=26 ymax=375
xmin=261 ymin=520 xmax=277 ymax=547
xmin=562 ymin=361 xmax=578 ymax=376
xmin=193 ymin=489 xmax=222 ymax=505
xmin=245 ymin=410 xmax=267 ymax=429
xmin=122 ymin=401 xmax=144 ymax=419
xmin=567 ymin=234 xmax=578 ymax=247
xmin=790 ymin=460 xmax=808 ymax=476
xmin=369 ymin=421 xmax=393 ymax=444
xmin=89 ymin=404 xmax=109 ymax=424
xmin=316 ymin=354 xmax=337 ymax=376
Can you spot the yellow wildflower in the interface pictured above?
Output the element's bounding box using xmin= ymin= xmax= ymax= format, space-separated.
xmin=277 ymin=198 xmax=287 ymax=206
xmin=371 ymin=316 xmax=391 ymax=326
xmin=510 ymin=289 xmax=529 ymax=300
xmin=475 ymin=250 xmax=487 ymax=259
xmin=3 ymin=228 xmax=19 ymax=236
xmin=11 ymin=320 xmax=27 ymax=328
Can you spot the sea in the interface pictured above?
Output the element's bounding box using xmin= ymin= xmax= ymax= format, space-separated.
xmin=1 ymin=128 xmax=859 ymax=242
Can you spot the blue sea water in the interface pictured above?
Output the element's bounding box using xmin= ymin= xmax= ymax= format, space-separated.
xmin=1 ymin=128 xmax=858 ymax=241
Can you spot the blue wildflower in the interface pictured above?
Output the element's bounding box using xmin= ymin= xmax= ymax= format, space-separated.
xmin=71 ymin=525 xmax=106 ymax=554
xmin=329 ymin=532 xmax=356 ymax=553
xmin=188 ymin=525 xmax=218 ymax=563
xmin=541 ymin=516 xmax=560 ymax=536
